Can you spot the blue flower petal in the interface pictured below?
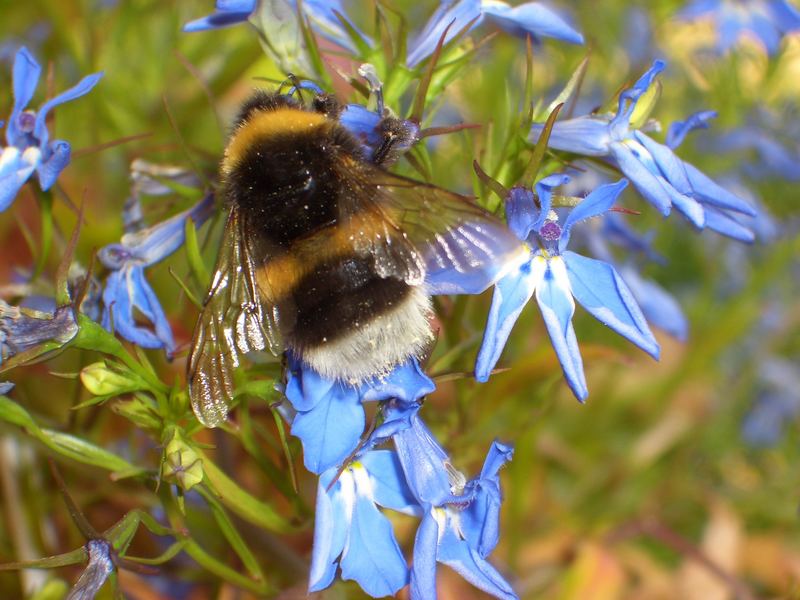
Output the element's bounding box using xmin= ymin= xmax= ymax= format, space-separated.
xmin=559 ymin=179 xmax=628 ymax=251
xmin=534 ymin=257 xmax=587 ymax=401
xmin=533 ymin=172 xmax=570 ymax=231
xmin=36 ymin=140 xmax=71 ymax=190
xmin=505 ymin=187 xmax=538 ymax=241
xmin=610 ymin=59 xmax=665 ymax=132
xmin=102 ymin=267 xmax=174 ymax=351
xmin=609 ymin=141 xmax=672 ymax=216
xmin=291 ymin=381 xmax=365 ymax=474
xmin=682 ymin=161 xmax=757 ymax=216
xmin=361 ymin=450 xmax=421 ymax=514
xmin=475 ymin=259 xmax=537 ymax=382
xmin=437 ymin=523 xmax=518 ymax=600
xmin=702 ymin=206 xmax=756 ymax=242
xmin=361 ymin=359 xmax=436 ymax=404
xmin=0 ymin=148 xmax=37 ymax=211
xmin=33 ymin=72 xmax=103 ymax=148
xmin=666 ymin=110 xmax=717 ymax=149
xmin=530 ymin=116 xmax=612 ymax=156
xmin=407 ymin=0 xmax=483 ymax=67
xmin=284 ymin=360 xmax=337 ymax=412
xmin=482 ymin=2 xmax=584 ymax=45
xmin=461 ymin=441 xmax=514 ymax=557
xmin=564 ymin=251 xmax=659 ymax=359
xmin=390 ymin=403 xmax=463 ymax=507
xmin=183 ymin=10 xmax=252 ymax=32
xmin=7 ymin=47 xmax=41 ymax=146
xmin=308 ymin=471 xmax=349 ymax=592
xmin=340 ymin=487 xmax=409 ymax=596
xmin=410 ymin=511 xmax=439 ymax=600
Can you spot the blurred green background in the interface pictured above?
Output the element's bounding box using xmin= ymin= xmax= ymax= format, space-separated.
xmin=0 ymin=0 xmax=798 ymax=598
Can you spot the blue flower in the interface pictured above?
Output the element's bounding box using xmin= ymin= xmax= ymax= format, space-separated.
xmin=184 ymin=0 xmax=362 ymax=53
xmin=530 ymin=61 xmax=757 ymax=241
xmin=475 ymin=174 xmax=659 ymax=401
xmin=0 ymin=301 xmax=78 ymax=366
xmin=678 ymin=0 xmax=800 ymax=55
xmin=408 ymin=0 xmax=584 ymax=67
xmin=98 ymin=195 xmax=214 ymax=355
xmin=309 ymin=450 xmax=418 ymax=596
xmin=0 ymin=47 xmax=102 ymax=212
xmin=741 ymin=358 xmax=800 ymax=447
xmin=285 ymin=358 xmax=435 ymax=474
xmin=385 ymin=401 xmax=517 ymax=600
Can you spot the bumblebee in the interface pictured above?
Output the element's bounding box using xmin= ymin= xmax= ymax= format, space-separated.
xmin=188 ymin=87 xmax=522 ymax=427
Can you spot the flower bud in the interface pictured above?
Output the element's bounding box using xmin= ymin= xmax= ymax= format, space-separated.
xmin=162 ymin=432 xmax=203 ymax=490
xmin=80 ymin=361 xmax=142 ymax=396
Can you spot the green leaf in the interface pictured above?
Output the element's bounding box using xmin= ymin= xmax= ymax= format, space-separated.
xmin=197 ymin=486 xmax=265 ymax=581
xmin=0 ymin=547 xmax=86 ymax=571
xmin=199 ymin=449 xmax=297 ymax=533
xmin=184 ymin=215 xmax=210 ymax=289
xmin=538 ymin=55 xmax=589 ymax=122
xmin=525 ymin=102 xmax=564 ymax=184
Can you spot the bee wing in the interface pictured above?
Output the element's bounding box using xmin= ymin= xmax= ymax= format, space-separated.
xmin=339 ymin=158 xmax=525 ymax=294
xmin=188 ymin=206 xmax=281 ymax=427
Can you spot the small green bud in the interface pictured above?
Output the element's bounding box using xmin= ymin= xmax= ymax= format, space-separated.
xmin=162 ymin=432 xmax=203 ymax=490
xmin=80 ymin=361 xmax=142 ymax=396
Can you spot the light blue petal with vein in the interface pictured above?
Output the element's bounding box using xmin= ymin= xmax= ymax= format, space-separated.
xmin=475 ymin=260 xmax=537 ymax=382
xmin=309 ymin=469 xmax=350 ymax=592
xmin=565 ymin=251 xmax=659 ymax=358
xmin=534 ymin=258 xmax=587 ymax=400
xmin=559 ymin=179 xmax=627 ymax=251
xmin=410 ymin=511 xmax=439 ymax=600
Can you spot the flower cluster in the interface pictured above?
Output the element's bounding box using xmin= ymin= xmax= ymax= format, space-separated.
xmin=287 ymin=359 xmax=517 ymax=599
xmin=531 ymin=60 xmax=758 ymax=242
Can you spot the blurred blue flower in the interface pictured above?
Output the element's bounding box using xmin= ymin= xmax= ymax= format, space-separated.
xmin=0 ymin=47 xmax=102 ymax=212
xmin=742 ymin=358 xmax=800 ymax=446
xmin=582 ymin=214 xmax=689 ymax=342
xmin=531 ymin=61 xmax=757 ymax=241
xmin=475 ymin=174 xmax=659 ymax=401
xmin=678 ymin=0 xmax=800 ymax=55
xmin=285 ymin=358 xmax=435 ymax=474
xmin=98 ymin=195 xmax=214 ymax=355
xmin=408 ymin=0 xmax=584 ymax=67
xmin=184 ymin=0 xmax=361 ymax=52
xmin=309 ymin=450 xmax=418 ymax=596
xmin=713 ymin=123 xmax=800 ymax=182
xmin=385 ymin=401 xmax=517 ymax=600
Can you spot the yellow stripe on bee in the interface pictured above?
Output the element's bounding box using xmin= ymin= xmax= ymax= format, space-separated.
xmin=222 ymin=108 xmax=330 ymax=174
xmin=255 ymin=212 xmax=397 ymax=303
